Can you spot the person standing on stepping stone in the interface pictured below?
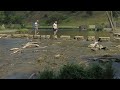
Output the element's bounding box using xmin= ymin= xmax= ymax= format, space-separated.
xmin=34 ymin=20 xmax=39 ymax=35
xmin=53 ymin=21 xmax=58 ymax=36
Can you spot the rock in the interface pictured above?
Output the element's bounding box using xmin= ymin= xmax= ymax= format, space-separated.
xmin=116 ymin=45 xmax=120 ymax=48
xmin=99 ymin=59 xmax=110 ymax=63
xmin=54 ymin=54 xmax=61 ymax=59
xmin=22 ymin=42 xmax=39 ymax=48
xmin=91 ymin=48 xmax=98 ymax=51
xmin=60 ymin=35 xmax=71 ymax=40
xmin=87 ymin=36 xmax=95 ymax=41
xmin=45 ymin=35 xmax=50 ymax=39
xmin=98 ymin=37 xmax=110 ymax=41
xmin=53 ymin=35 xmax=57 ymax=39
xmin=40 ymin=35 xmax=46 ymax=39
xmin=74 ymin=36 xmax=84 ymax=40
xmin=33 ymin=35 xmax=40 ymax=39
xmin=114 ymin=58 xmax=120 ymax=62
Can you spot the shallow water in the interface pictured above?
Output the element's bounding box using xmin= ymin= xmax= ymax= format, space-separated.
xmin=31 ymin=29 xmax=114 ymax=39
xmin=0 ymin=30 xmax=120 ymax=79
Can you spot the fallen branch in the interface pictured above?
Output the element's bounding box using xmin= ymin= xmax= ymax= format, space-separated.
xmin=10 ymin=42 xmax=40 ymax=54
xmin=11 ymin=48 xmax=22 ymax=54
xmin=22 ymin=42 xmax=39 ymax=49
xmin=28 ymin=73 xmax=36 ymax=79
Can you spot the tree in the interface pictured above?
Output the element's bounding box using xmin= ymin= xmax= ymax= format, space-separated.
xmin=0 ymin=11 xmax=5 ymax=24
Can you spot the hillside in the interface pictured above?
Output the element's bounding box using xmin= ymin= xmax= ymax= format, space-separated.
xmin=1 ymin=11 xmax=120 ymax=27
xmin=23 ymin=11 xmax=120 ymax=28
xmin=24 ymin=11 xmax=109 ymax=26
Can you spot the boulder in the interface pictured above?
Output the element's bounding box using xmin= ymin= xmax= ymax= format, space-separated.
xmin=74 ymin=36 xmax=84 ymax=40
xmin=60 ymin=35 xmax=71 ymax=40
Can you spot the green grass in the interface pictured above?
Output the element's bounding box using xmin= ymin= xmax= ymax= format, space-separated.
xmin=15 ymin=29 xmax=30 ymax=34
xmin=24 ymin=11 xmax=111 ymax=27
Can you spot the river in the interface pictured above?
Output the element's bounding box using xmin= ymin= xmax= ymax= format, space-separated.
xmin=0 ymin=29 xmax=120 ymax=79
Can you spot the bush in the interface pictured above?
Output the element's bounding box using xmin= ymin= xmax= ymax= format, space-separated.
xmin=37 ymin=63 xmax=115 ymax=79
xmin=86 ymin=62 xmax=115 ymax=79
xmin=0 ymin=24 xmax=5 ymax=30
xmin=45 ymin=13 xmax=68 ymax=25
xmin=15 ymin=29 xmax=29 ymax=34
xmin=86 ymin=64 xmax=104 ymax=79
xmin=38 ymin=70 xmax=55 ymax=79
xmin=96 ymin=25 xmax=104 ymax=31
xmin=58 ymin=64 xmax=86 ymax=79
xmin=102 ymin=62 xmax=115 ymax=79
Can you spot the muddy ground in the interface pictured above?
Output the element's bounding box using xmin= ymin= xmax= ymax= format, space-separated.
xmin=0 ymin=38 xmax=120 ymax=79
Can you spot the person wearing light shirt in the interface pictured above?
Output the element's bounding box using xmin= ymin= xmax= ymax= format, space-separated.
xmin=34 ymin=20 xmax=39 ymax=35
xmin=53 ymin=21 xmax=58 ymax=35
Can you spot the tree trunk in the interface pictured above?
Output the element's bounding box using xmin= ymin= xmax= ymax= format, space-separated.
xmin=106 ymin=11 xmax=115 ymax=31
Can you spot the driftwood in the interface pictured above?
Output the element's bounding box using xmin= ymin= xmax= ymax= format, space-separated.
xmin=10 ymin=42 xmax=39 ymax=54
xmin=28 ymin=73 xmax=36 ymax=79
xmin=10 ymin=48 xmax=19 ymax=51
xmin=22 ymin=42 xmax=39 ymax=49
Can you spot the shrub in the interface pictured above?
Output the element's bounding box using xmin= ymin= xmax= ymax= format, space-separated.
xmin=37 ymin=63 xmax=115 ymax=79
xmin=45 ymin=13 xmax=68 ymax=25
xmin=58 ymin=64 xmax=86 ymax=79
xmin=96 ymin=25 xmax=104 ymax=31
xmin=86 ymin=64 xmax=104 ymax=79
xmin=38 ymin=70 xmax=56 ymax=79
xmin=86 ymin=62 xmax=114 ymax=79
xmin=15 ymin=29 xmax=29 ymax=34
xmin=102 ymin=62 xmax=115 ymax=79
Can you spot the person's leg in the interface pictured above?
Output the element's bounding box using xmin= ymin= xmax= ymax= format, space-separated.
xmin=35 ymin=28 xmax=37 ymax=35
xmin=54 ymin=30 xmax=58 ymax=35
xmin=36 ymin=27 xmax=39 ymax=34
xmin=54 ymin=30 xmax=56 ymax=35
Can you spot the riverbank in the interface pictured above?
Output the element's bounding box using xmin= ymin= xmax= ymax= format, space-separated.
xmin=0 ymin=29 xmax=18 ymax=33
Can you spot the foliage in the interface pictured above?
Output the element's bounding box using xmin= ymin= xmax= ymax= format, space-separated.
xmin=86 ymin=64 xmax=104 ymax=79
xmin=38 ymin=70 xmax=55 ymax=79
xmin=58 ymin=64 xmax=86 ymax=79
xmin=0 ymin=11 xmax=5 ymax=24
xmin=37 ymin=62 xmax=115 ymax=79
xmin=15 ymin=29 xmax=29 ymax=34
xmin=45 ymin=13 xmax=68 ymax=25
xmin=0 ymin=11 xmax=119 ymax=28
xmin=102 ymin=62 xmax=115 ymax=79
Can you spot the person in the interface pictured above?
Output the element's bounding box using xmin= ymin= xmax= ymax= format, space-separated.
xmin=34 ymin=20 xmax=39 ymax=35
xmin=53 ymin=21 xmax=58 ymax=36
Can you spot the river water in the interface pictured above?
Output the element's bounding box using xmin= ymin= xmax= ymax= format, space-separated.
xmin=0 ymin=29 xmax=120 ymax=79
